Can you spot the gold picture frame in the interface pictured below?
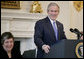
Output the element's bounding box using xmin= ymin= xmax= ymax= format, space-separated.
xmin=1 ymin=1 xmax=20 ymax=9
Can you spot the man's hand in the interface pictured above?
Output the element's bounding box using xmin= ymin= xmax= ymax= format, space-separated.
xmin=42 ymin=44 xmax=50 ymax=54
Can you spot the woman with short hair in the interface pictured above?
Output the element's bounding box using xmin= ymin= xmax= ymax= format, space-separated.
xmin=0 ymin=32 xmax=22 ymax=58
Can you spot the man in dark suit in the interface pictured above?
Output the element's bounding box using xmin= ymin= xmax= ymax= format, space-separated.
xmin=34 ymin=2 xmax=67 ymax=58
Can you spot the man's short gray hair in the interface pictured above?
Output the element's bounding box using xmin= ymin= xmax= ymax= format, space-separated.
xmin=47 ymin=2 xmax=60 ymax=12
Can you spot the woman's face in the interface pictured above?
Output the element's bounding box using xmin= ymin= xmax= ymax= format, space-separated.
xmin=3 ymin=38 xmax=14 ymax=52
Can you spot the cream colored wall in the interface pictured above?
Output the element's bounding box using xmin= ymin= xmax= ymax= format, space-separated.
xmin=69 ymin=1 xmax=83 ymax=39
xmin=1 ymin=1 xmax=83 ymax=39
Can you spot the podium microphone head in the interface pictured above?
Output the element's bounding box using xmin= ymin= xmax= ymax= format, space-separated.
xmin=74 ymin=28 xmax=80 ymax=32
xmin=70 ymin=28 xmax=74 ymax=32
xmin=74 ymin=28 xmax=83 ymax=36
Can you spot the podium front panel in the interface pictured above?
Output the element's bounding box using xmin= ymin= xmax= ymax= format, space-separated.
xmin=43 ymin=39 xmax=83 ymax=58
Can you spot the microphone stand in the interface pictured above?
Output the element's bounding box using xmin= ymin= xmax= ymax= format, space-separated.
xmin=77 ymin=33 xmax=81 ymax=40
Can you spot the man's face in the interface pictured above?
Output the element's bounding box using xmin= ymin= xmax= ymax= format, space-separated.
xmin=48 ymin=6 xmax=59 ymax=20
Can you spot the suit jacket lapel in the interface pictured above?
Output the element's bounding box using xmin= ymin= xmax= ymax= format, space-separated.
xmin=56 ymin=21 xmax=60 ymax=40
xmin=45 ymin=17 xmax=56 ymax=41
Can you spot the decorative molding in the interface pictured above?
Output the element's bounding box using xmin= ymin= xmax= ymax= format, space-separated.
xmin=1 ymin=12 xmax=47 ymax=38
xmin=73 ymin=1 xmax=83 ymax=12
xmin=1 ymin=12 xmax=47 ymax=20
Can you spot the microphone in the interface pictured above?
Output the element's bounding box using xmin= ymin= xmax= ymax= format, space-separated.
xmin=74 ymin=28 xmax=83 ymax=36
xmin=70 ymin=28 xmax=78 ymax=34
xmin=70 ymin=28 xmax=83 ymax=39
xmin=70 ymin=28 xmax=74 ymax=32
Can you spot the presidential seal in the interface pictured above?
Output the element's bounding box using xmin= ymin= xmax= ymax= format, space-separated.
xmin=75 ymin=42 xmax=83 ymax=58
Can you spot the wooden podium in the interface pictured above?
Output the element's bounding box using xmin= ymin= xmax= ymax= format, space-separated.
xmin=43 ymin=39 xmax=83 ymax=58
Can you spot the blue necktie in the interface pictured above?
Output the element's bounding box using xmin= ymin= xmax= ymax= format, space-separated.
xmin=53 ymin=21 xmax=58 ymax=40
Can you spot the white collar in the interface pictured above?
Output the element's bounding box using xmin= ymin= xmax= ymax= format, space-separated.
xmin=48 ymin=16 xmax=58 ymax=29
xmin=48 ymin=16 xmax=56 ymax=23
